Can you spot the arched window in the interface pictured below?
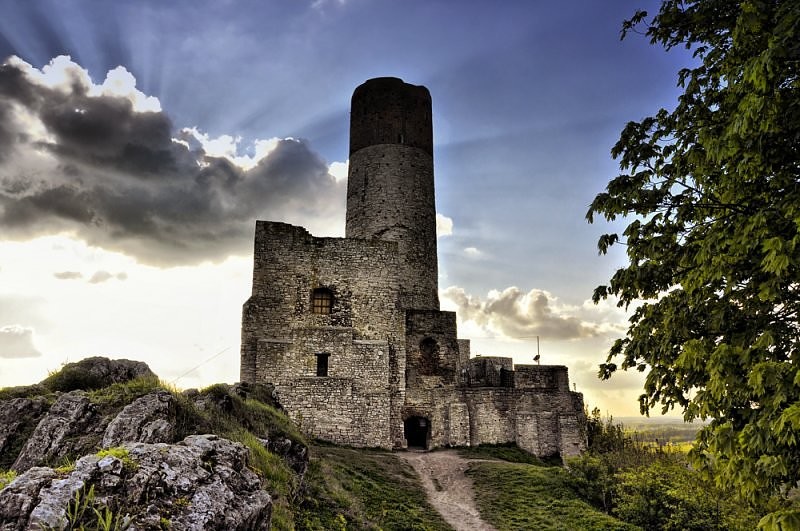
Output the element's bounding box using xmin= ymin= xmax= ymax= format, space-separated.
xmin=312 ymin=288 xmax=333 ymax=315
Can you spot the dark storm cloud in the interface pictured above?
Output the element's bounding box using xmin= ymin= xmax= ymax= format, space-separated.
xmin=0 ymin=56 xmax=345 ymax=265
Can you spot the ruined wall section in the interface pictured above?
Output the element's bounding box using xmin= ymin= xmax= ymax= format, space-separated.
xmin=240 ymin=221 xmax=406 ymax=448
xmin=405 ymin=310 xmax=460 ymax=388
xmin=514 ymin=365 xmax=571 ymax=391
xmin=403 ymin=365 xmax=586 ymax=458
xmin=346 ymin=77 xmax=439 ymax=311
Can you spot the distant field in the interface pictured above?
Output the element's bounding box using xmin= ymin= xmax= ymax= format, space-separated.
xmin=614 ymin=416 xmax=706 ymax=444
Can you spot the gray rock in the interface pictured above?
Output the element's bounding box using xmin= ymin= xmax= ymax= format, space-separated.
xmin=0 ymin=435 xmax=271 ymax=530
xmin=68 ymin=357 xmax=155 ymax=385
xmin=27 ymin=455 xmax=100 ymax=530
xmin=0 ymin=398 xmax=48 ymax=461
xmin=12 ymin=392 xmax=101 ymax=473
xmin=102 ymin=390 xmax=174 ymax=448
xmin=0 ymin=467 xmax=58 ymax=531
xmin=42 ymin=357 xmax=156 ymax=392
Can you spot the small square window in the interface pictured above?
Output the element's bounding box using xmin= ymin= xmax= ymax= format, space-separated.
xmin=312 ymin=288 xmax=333 ymax=315
xmin=316 ymin=352 xmax=330 ymax=377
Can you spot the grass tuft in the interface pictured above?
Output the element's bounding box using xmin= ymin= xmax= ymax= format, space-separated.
xmin=0 ymin=469 xmax=17 ymax=490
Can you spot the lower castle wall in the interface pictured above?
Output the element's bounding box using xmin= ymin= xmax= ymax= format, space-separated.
xmin=403 ymin=387 xmax=586 ymax=457
xmin=276 ymin=378 xmax=392 ymax=448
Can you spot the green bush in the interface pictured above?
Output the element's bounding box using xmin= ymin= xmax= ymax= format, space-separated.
xmin=565 ymin=454 xmax=616 ymax=513
xmin=614 ymin=461 xmax=757 ymax=531
xmin=568 ymin=410 xmax=762 ymax=530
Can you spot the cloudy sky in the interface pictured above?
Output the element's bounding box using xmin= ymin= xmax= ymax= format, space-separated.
xmin=0 ymin=0 xmax=693 ymax=416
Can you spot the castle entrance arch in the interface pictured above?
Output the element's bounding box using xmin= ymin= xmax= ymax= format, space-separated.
xmin=404 ymin=416 xmax=430 ymax=449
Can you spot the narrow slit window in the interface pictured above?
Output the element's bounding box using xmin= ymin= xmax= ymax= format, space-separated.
xmin=316 ymin=352 xmax=330 ymax=377
xmin=312 ymin=288 xmax=333 ymax=315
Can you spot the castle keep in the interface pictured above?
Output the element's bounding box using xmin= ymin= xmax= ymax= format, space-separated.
xmin=240 ymin=77 xmax=586 ymax=457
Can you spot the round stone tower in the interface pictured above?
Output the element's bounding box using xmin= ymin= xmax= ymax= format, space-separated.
xmin=345 ymin=77 xmax=440 ymax=310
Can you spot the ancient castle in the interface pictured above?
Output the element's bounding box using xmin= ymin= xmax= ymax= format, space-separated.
xmin=240 ymin=77 xmax=586 ymax=458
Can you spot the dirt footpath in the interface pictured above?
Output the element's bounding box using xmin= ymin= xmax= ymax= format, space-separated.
xmin=398 ymin=449 xmax=498 ymax=531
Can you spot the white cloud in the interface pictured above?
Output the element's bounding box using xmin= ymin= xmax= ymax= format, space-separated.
xmin=95 ymin=66 xmax=162 ymax=113
xmin=436 ymin=213 xmax=453 ymax=238
xmin=0 ymin=325 xmax=42 ymax=359
xmin=54 ymin=271 xmax=83 ymax=280
xmin=180 ymin=127 xmax=282 ymax=171
xmin=9 ymin=55 xmax=161 ymax=114
xmin=441 ymin=285 xmax=627 ymax=341
xmin=463 ymin=246 xmax=482 ymax=257
xmin=328 ymin=160 xmax=348 ymax=182
xmin=89 ymin=270 xmax=114 ymax=284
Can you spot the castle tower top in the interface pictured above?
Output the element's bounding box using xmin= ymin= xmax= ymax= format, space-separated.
xmin=349 ymin=77 xmax=433 ymax=156
xmin=345 ymin=77 xmax=439 ymax=310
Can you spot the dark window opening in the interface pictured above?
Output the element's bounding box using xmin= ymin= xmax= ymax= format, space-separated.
xmin=315 ymin=352 xmax=330 ymax=377
xmin=404 ymin=416 xmax=430 ymax=449
xmin=312 ymin=288 xmax=333 ymax=315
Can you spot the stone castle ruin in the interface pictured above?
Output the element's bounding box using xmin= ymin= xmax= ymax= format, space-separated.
xmin=240 ymin=77 xmax=586 ymax=458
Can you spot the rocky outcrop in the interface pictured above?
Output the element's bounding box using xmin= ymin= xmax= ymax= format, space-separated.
xmin=0 ymin=357 xmax=309 ymax=530
xmin=0 ymin=435 xmax=271 ymax=530
xmin=0 ymin=398 xmax=49 ymax=468
xmin=102 ymin=390 xmax=174 ymax=448
xmin=12 ymin=392 xmax=104 ymax=473
xmin=48 ymin=357 xmax=156 ymax=390
xmin=267 ymin=435 xmax=309 ymax=476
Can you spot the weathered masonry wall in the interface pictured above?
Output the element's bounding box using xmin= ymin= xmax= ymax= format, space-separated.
xmin=241 ymin=221 xmax=405 ymax=381
xmin=240 ymin=221 xmax=407 ymax=448
xmin=405 ymin=310 xmax=460 ymax=388
xmin=349 ymin=77 xmax=433 ymax=156
xmin=403 ymin=384 xmax=585 ymax=458
xmin=346 ymin=77 xmax=439 ymax=311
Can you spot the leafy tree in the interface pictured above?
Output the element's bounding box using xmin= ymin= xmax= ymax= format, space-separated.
xmin=587 ymin=0 xmax=800 ymax=525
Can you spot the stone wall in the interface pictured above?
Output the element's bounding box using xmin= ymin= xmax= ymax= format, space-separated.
xmin=241 ymin=221 xmax=405 ymax=380
xmin=404 ymin=386 xmax=586 ymax=458
xmin=514 ymin=365 xmax=571 ymax=391
xmin=240 ymin=221 xmax=407 ymax=448
xmin=349 ymin=77 xmax=433 ymax=157
xmin=405 ymin=310 xmax=460 ymax=387
xmin=465 ymin=357 xmax=514 ymax=387
xmin=345 ymin=145 xmax=438 ymax=311
xmin=345 ymin=77 xmax=439 ymax=312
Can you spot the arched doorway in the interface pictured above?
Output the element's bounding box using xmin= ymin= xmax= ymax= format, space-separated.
xmin=404 ymin=416 xmax=430 ymax=449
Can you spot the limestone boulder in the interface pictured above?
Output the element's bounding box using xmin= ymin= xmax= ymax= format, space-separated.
xmin=0 ymin=398 xmax=49 ymax=466
xmin=11 ymin=392 xmax=104 ymax=473
xmin=42 ymin=357 xmax=156 ymax=392
xmin=102 ymin=390 xmax=174 ymax=448
xmin=0 ymin=435 xmax=271 ymax=530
